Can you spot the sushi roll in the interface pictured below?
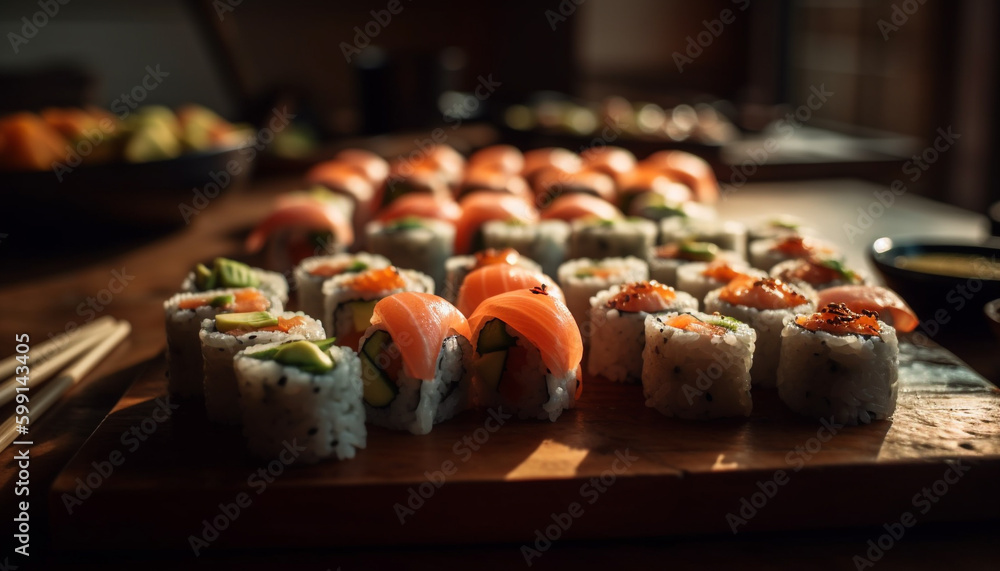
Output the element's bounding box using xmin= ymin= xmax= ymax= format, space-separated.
xmin=181 ymin=257 xmax=289 ymax=307
xmin=235 ymin=339 xmax=366 ymax=463
xmin=322 ymin=266 xmax=434 ymax=349
xmin=558 ymin=256 xmax=648 ymax=330
xmin=245 ymin=188 xmax=355 ymax=271
xmin=704 ymin=276 xmax=815 ymax=387
xmin=648 ymin=241 xmax=741 ymax=288
xmin=199 ymin=310 xmax=324 ymax=424
xmin=468 ymin=144 xmax=525 ymax=175
xmin=580 ymin=145 xmax=636 ymax=186
xmin=359 ymin=293 xmax=473 ymax=435
xmin=365 ymin=217 xmax=455 ymax=296
xmin=749 ymin=235 xmax=839 ymax=272
xmin=568 ymin=217 xmax=658 ymax=260
xmin=306 ymin=160 xmax=379 ymax=244
xmin=770 ymin=257 xmax=865 ymax=291
xmin=293 ymin=252 xmax=391 ymax=321
xmin=456 ymin=264 xmax=564 ymax=317
xmin=333 ymin=148 xmax=390 ymax=187
xmin=587 ymin=281 xmax=698 ymax=383
xmin=777 ymin=303 xmax=899 ymax=425
xmin=675 ymin=260 xmax=768 ymax=307
xmin=164 ymin=288 xmax=282 ymax=398
xmin=539 ymin=193 xmax=623 ymax=223
xmin=374 ymin=193 xmax=462 ymax=227
xmin=617 ymin=167 xmax=694 ymax=214
xmin=468 ymin=287 xmax=583 ymax=421
xmin=454 ymin=191 xmax=538 ymax=254
xmin=639 ymin=150 xmax=719 ymax=204
xmin=444 ymin=247 xmax=542 ymax=302
xmin=641 ymin=311 xmax=756 ymax=419
xmin=748 ymin=215 xmax=815 ymax=244
xmin=816 ymin=285 xmax=919 ymax=333
xmin=532 ymin=167 xmax=617 ymax=206
xmin=482 ymin=220 xmax=570 ymax=279
xmin=457 ymin=169 xmax=531 ymax=201
xmin=659 ymin=217 xmax=747 ymax=256
xmin=382 ymin=158 xmax=451 ymax=206
xmin=521 ymin=147 xmax=582 ymax=187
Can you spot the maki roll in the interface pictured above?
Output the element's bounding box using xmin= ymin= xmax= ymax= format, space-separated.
xmin=587 ymin=281 xmax=698 ymax=383
xmin=639 ymin=150 xmax=719 ymax=204
xmin=365 ymin=217 xmax=455 ymax=296
xmin=770 ymin=257 xmax=865 ymax=291
xmin=648 ymin=241 xmax=740 ymax=288
xmin=568 ymin=217 xmax=657 ymax=260
xmin=181 ymin=257 xmax=289 ymax=307
xmin=748 ymin=215 xmax=815 ymax=244
xmin=454 ymin=191 xmax=538 ymax=254
xmin=482 ymin=219 xmax=570 ymax=278
xmin=306 ymin=160 xmax=379 ymax=245
xmin=659 ymin=217 xmax=747 ymax=256
xmin=675 ymin=260 xmax=767 ymax=306
xmin=468 ymin=144 xmax=525 ymax=175
xmin=359 ymin=293 xmax=473 ymax=435
xmin=293 ymin=252 xmax=391 ymax=321
xmin=539 ymin=193 xmax=623 ymax=223
xmin=704 ymin=276 xmax=815 ymax=387
xmin=749 ymin=235 xmax=839 ymax=272
xmin=557 ymin=256 xmax=648 ymax=329
xmin=322 ymin=266 xmax=434 ymax=349
xmin=521 ymin=147 xmax=582 ymax=187
xmin=642 ymin=311 xmax=757 ymax=419
xmin=245 ymin=188 xmax=355 ymax=271
xmin=164 ymin=288 xmax=282 ymax=398
xmin=456 ymin=264 xmax=564 ymax=317
xmin=816 ymin=285 xmax=919 ymax=333
xmin=235 ymin=339 xmax=366 ymax=463
xmin=199 ymin=311 xmax=324 ymax=424
xmin=468 ymin=287 xmax=583 ymax=421
xmin=777 ymin=303 xmax=899 ymax=425
xmin=533 ymin=167 xmax=617 ymax=205
xmin=444 ymin=247 xmax=543 ymax=302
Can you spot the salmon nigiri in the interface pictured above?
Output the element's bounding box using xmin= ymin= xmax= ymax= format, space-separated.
xmin=456 ymin=264 xmax=564 ymax=317
xmin=454 ymin=191 xmax=538 ymax=254
xmin=816 ymin=285 xmax=919 ymax=333
xmin=359 ymin=292 xmax=472 ymax=434
xmin=539 ymin=193 xmax=623 ymax=222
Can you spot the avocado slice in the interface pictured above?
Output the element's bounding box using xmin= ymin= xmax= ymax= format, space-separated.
xmin=348 ymin=300 xmax=379 ymax=332
xmin=360 ymin=352 xmax=398 ymax=407
xmin=474 ymin=349 xmax=507 ymax=392
xmin=477 ymin=319 xmax=515 ymax=354
xmin=247 ymin=338 xmax=337 ymax=361
xmin=705 ymin=314 xmax=743 ymax=332
xmin=214 ymin=257 xmax=260 ymax=288
xmin=194 ymin=263 xmax=216 ymax=290
xmin=679 ymin=241 xmax=719 ymax=262
xmin=271 ymin=340 xmax=334 ymax=374
xmin=216 ymin=311 xmax=277 ymax=332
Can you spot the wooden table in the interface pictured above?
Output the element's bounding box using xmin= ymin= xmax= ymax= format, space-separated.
xmin=1 ymin=178 xmax=997 ymax=568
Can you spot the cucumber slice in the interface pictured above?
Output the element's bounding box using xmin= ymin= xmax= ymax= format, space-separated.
xmin=474 ymin=350 xmax=507 ymax=392
xmin=348 ymin=300 xmax=379 ymax=333
xmin=360 ymin=352 xmax=398 ymax=407
xmin=477 ymin=319 xmax=515 ymax=354
xmin=362 ymin=330 xmax=393 ymax=362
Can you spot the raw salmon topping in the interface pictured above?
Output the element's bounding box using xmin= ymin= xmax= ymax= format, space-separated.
xmin=309 ymin=260 xmax=368 ymax=278
xmin=795 ymin=303 xmax=881 ymax=336
xmin=457 ymin=265 xmax=564 ymax=317
xmin=772 ymin=235 xmax=831 ymax=257
xmin=777 ymin=257 xmax=860 ymax=285
xmin=369 ymin=292 xmax=472 ymax=380
xmin=177 ymin=288 xmax=269 ymax=312
xmin=606 ymin=281 xmax=677 ymax=313
xmin=701 ymin=261 xmax=749 ymax=282
xmin=664 ymin=313 xmax=728 ymax=336
xmin=349 ymin=266 xmax=405 ymax=292
xmin=474 ymin=248 xmax=520 ymax=269
xmin=226 ymin=315 xmax=307 ymax=337
xmin=816 ymin=285 xmax=918 ymax=333
xmin=719 ymin=276 xmax=808 ymax=310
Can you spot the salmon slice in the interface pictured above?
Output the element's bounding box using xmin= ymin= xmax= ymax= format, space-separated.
xmin=454 ymin=192 xmax=538 ymax=254
xmin=367 ymin=292 xmax=472 ymax=380
xmin=456 ymin=265 xmax=564 ymax=317
xmin=795 ymin=303 xmax=881 ymax=336
xmin=719 ymin=276 xmax=809 ymax=310
xmin=539 ymin=193 xmax=623 ymax=222
xmin=641 ymin=150 xmax=719 ymax=203
xmin=605 ymin=281 xmax=677 ymax=313
xmin=468 ymin=288 xmax=583 ymax=394
xmin=245 ymin=200 xmax=354 ymax=253
xmin=375 ymin=193 xmax=462 ymax=226
xmin=306 ymin=161 xmax=378 ymax=206
xmin=816 ymin=285 xmax=918 ymax=332
xmin=177 ymin=288 xmax=269 ymax=312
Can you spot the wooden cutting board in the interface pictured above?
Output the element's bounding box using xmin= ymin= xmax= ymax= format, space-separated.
xmin=48 ymin=335 xmax=1000 ymax=552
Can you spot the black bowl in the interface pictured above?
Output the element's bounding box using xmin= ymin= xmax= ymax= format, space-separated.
xmin=870 ymin=237 xmax=1000 ymax=329
xmin=986 ymin=299 xmax=1000 ymax=343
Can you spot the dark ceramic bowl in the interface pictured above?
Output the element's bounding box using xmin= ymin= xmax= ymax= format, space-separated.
xmin=985 ymin=299 xmax=1000 ymax=343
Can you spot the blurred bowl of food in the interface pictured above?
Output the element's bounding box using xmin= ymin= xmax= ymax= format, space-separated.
xmin=870 ymin=237 xmax=1000 ymax=327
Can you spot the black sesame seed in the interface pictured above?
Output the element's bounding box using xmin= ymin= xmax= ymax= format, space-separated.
xmin=249 ymin=335 xmax=257 ymax=340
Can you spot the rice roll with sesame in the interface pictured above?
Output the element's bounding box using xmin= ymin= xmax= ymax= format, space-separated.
xmin=777 ymin=303 xmax=899 ymax=425
xmin=749 ymin=235 xmax=839 ymax=272
xmin=444 ymin=247 xmax=542 ymax=302
xmin=704 ymin=276 xmax=815 ymax=387
xmin=659 ymin=217 xmax=747 ymax=256
xmin=587 ymin=281 xmax=698 ymax=383
xmin=164 ymin=288 xmax=282 ymax=398
xmin=181 ymin=257 xmax=289 ymax=307
xmin=770 ymin=257 xmax=865 ymax=291
xmin=199 ymin=311 xmax=324 ymax=424
xmin=359 ymin=293 xmax=473 ymax=435
xmin=642 ymin=311 xmax=757 ymax=419
xmin=293 ymin=253 xmax=391 ymax=320
xmin=482 ymin=219 xmax=570 ymax=278
xmin=557 ymin=256 xmax=648 ymax=330
xmin=568 ymin=217 xmax=657 ymax=260
xmin=676 ymin=260 xmax=768 ymax=306
xmin=235 ymin=339 xmax=366 ymax=463
xmin=365 ymin=217 xmax=454 ymax=297
xmin=648 ymin=241 xmax=741 ymax=288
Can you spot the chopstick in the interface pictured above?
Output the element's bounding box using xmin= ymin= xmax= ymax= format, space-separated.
xmin=0 ymin=320 xmax=131 ymax=453
xmin=0 ymin=315 xmax=116 ymax=380
xmin=0 ymin=318 xmax=118 ymax=407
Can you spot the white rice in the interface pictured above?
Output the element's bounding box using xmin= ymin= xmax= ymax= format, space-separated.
xmin=293 ymin=253 xmax=391 ymax=321
xmin=235 ymin=342 xmax=366 ymax=463
xmin=748 ymin=236 xmax=840 ymax=272
xmin=321 ymin=268 xmax=434 ymax=340
xmin=675 ymin=262 xmax=767 ymax=308
xmin=557 ymin=257 xmax=648 ymax=331
xmin=641 ymin=311 xmax=756 ymax=419
xmin=777 ymin=320 xmax=899 ymax=425
xmin=443 ymin=253 xmax=542 ymax=302
xmin=648 ymin=246 xmax=744 ymax=288
xmin=659 ymin=218 xmax=747 ymax=256
xmin=180 ymin=267 xmax=289 ymax=307
xmin=365 ymin=218 xmax=455 ymax=296
xmin=568 ymin=218 xmax=658 ymax=260
xmin=483 ymin=219 xmax=571 ymax=278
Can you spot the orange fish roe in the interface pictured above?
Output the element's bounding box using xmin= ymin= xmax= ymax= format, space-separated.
xmin=664 ymin=313 xmax=728 ymax=336
xmin=473 ymin=248 xmax=520 ymax=269
xmin=225 ymin=315 xmax=307 ymax=337
xmin=606 ymin=281 xmax=678 ymax=313
xmin=719 ymin=276 xmax=808 ymax=310
xmin=349 ymin=266 xmax=405 ymax=291
xmin=795 ymin=302 xmax=881 ymax=336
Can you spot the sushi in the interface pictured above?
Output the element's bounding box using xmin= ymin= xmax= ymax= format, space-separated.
xmin=457 ymin=169 xmax=531 ymax=201
xmin=659 ymin=217 xmax=747 ymax=256
xmin=293 ymin=252 xmax=391 ymax=321
xmin=749 ymin=235 xmax=839 ymax=272
xmin=557 ymin=256 xmax=648 ymax=330
xmin=704 ymin=276 xmax=815 ymax=387
xmin=245 ymin=188 xmax=355 ymax=270
xmin=533 ymin=167 xmax=617 ymax=207
xmin=456 ymin=264 xmax=564 ymax=317
xmin=816 ymin=285 xmax=919 ymax=333
xmin=770 ymin=257 xmax=865 ymax=290
xmin=617 ymin=167 xmax=694 ymax=214
xmin=568 ymin=217 xmax=658 ymax=260
xmin=164 ymin=288 xmax=282 ymax=398
xmin=642 ymin=311 xmax=757 ymax=419
xmin=333 ymin=148 xmax=390 ymax=187
xmin=180 ymin=257 xmax=289 ymax=307
xmin=454 ymin=191 xmax=538 ymax=254
xmin=648 ymin=241 xmax=741 ymax=288
xmin=322 ymin=266 xmax=434 ymax=349
xmin=580 ymin=145 xmax=636 ymax=186
xmin=199 ymin=311 xmax=324 ymax=424
xmin=587 ymin=281 xmax=698 ymax=383
xmin=467 ymin=144 xmax=525 ymax=175
xmin=235 ymin=339 xmax=366 ymax=463
xmin=481 ymin=219 xmax=570 ymax=278
xmin=468 ymin=287 xmax=583 ymax=421
xmin=365 ymin=217 xmax=455 ymax=296
xmin=306 ymin=160 xmax=379 ymax=244
xmin=639 ymin=150 xmax=719 ymax=203
xmin=776 ymin=303 xmax=899 ymax=425
xmin=539 ymin=193 xmax=623 ymax=222
xmin=675 ymin=260 xmax=768 ymax=306
xmin=359 ymin=292 xmax=473 ymax=435
xmin=374 ymin=193 xmax=463 ymax=226
xmin=443 ymin=247 xmax=542 ymax=302
xmin=521 ymin=148 xmax=582 ymax=187
xmin=748 ymin=215 xmax=815 ymax=244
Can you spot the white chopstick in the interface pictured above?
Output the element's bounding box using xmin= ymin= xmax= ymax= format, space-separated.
xmin=0 ymin=320 xmax=131 ymax=453
xmin=0 ymin=319 xmax=117 ymax=408
xmin=0 ymin=315 xmax=116 ymax=380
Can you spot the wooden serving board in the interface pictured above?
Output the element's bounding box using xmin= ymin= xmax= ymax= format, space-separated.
xmin=49 ymin=336 xmax=1000 ymax=552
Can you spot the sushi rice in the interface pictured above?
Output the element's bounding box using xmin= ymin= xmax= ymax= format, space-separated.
xmin=293 ymin=253 xmax=391 ymax=321
xmin=482 ymin=219 xmax=570 ymax=278
xmin=557 ymin=256 xmax=648 ymax=333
